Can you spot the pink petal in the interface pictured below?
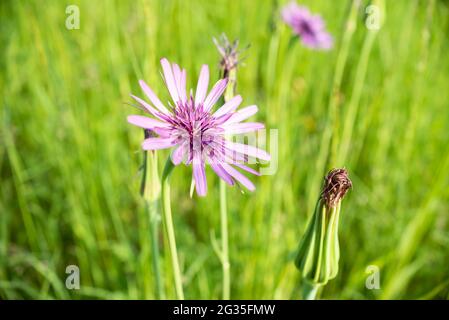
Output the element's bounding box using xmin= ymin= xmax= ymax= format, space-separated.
xmin=223 ymin=151 xmax=246 ymax=164
xmin=139 ymin=80 xmax=169 ymax=114
xmin=213 ymin=95 xmax=242 ymax=117
xmin=209 ymin=160 xmax=235 ymax=186
xmin=195 ymin=65 xmax=209 ymax=106
xmin=172 ymin=63 xmax=186 ymax=103
xmin=225 ymin=141 xmax=271 ymax=161
xmin=160 ymin=58 xmax=180 ymax=104
xmin=127 ymin=115 xmax=169 ymax=129
xmin=281 ymin=2 xmax=300 ymax=26
xmin=203 ymin=78 xmax=228 ymax=112
xmin=233 ymin=163 xmax=261 ymax=176
xmin=172 ymin=63 xmax=181 ymax=84
xmin=193 ymin=158 xmax=207 ymax=196
xmin=179 ymin=69 xmax=187 ymax=102
xmin=171 ymin=143 xmax=186 ymax=165
xmin=221 ymin=163 xmax=255 ymax=191
xmin=142 ymin=138 xmax=175 ymax=150
xmin=151 ymin=127 xmax=173 ymax=138
xmin=206 ymin=140 xmax=246 ymax=164
xmin=212 ymin=145 xmax=246 ymax=164
xmin=223 ymin=122 xmax=265 ymax=134
xmin=130 ymin=94 xmax=162 ymax=118
xmin=214 ymin=113 xmax=235 ymax=126
xmin=226 ymin=105 xmax=258 ymax=124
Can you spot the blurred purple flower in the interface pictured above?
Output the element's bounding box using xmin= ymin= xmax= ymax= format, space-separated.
xmin=128 ymin=58 xmax=270 ymax=196
xmin=281 ymin=2 xmax=333 ymax=50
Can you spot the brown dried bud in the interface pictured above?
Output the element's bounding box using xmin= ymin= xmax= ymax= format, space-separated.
xmin=213 ymin=34 xmax=248 ymax=79
xmin=321 ymin=168 xmax=352 ymax=208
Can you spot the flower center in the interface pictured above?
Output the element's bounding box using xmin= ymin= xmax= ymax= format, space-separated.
xmin=169 ymin=98 xmax=219 ymax=154
xmin=298 ymin=20 xmax=315 ymax=37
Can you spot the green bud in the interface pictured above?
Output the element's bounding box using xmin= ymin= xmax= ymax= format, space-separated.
xmin=141 ymin=130 xmax=161 ymax=202
xmin=295 ymin=168 xmax=352 ymax=286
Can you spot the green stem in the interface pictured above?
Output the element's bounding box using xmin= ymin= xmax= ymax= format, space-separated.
xmin=302 ymin=282 xmax=320 ymax=300
xmin=146 ymin=199 xmax=164 ymax=299
xmin=161 ymin=157 xmax=184 ymax=299
xmin=147 ymin=151 xmax=164 ymax=299
xmin=220 ymin=180 xmax=230 ymax=300
xmin=141 ymin=132 xmax=164 ymax=299
xmin=220 ymin=60 xmax=238 ymax=299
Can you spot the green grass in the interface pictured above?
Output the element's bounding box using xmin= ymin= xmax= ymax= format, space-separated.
xmin=1 ymin=0 xmax=449 ymax=299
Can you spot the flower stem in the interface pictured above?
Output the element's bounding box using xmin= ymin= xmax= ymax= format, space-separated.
xmin=146 ymin=199 xmax=164 ymax=299
xmin=219 ymin=179 xmax=230 ymax=299
xmin=161 ymin=157 xmax=184 ymax=299
xmin=147 ymin=150 xmax=164 ymax=299
xmin=141 ymin=131 xmax=165 ymax=299
xmin=301 ymin=282 xmax=320 ymax=300
xmin=220 ymin=54 xmax=237 ymax=299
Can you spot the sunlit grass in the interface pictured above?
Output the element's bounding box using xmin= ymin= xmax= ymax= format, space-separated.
xmin=1 ymin=0 xmax=449 ymax=299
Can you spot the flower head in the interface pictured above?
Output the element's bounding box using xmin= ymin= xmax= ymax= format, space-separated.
xmin=281 ymin=2 xmax=333 ymax=50
xmin=213 ymin=34 xmax=247 ymax=79
xmin=128 ymin=58 xmax=270 ymax=196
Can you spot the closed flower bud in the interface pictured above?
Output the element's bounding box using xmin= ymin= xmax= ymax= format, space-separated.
xmin=295 ymin=168 xmax=352 ymax=293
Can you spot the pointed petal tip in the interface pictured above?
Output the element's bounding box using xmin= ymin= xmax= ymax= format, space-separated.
xmin=138 ymin=80 xmax=149 ymax=91
xmin=170 ymin=157 xmax=180 ymax=166
xmin=196 ymin=189 xmax=207 ymax=197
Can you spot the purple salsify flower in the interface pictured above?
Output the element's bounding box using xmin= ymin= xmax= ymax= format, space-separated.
xmin=128 ymin=58 xmax=270 ymax=196
xmin=281 ymin=2 xmax=333 ymax=50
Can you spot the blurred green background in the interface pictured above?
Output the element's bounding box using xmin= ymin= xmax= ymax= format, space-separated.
xmin=1 ymin=0 xmax=449 ymax=299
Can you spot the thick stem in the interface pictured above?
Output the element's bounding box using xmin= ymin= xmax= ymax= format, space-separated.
xmin=141 ymin=131 xmax=164 ymax=299
xmin=220 ymin=180 xmax=230 ymax=299
xmin=147 ymin=199 xmax=164 ymax=299
xmin=161 ymin=157 xmax=184 ymax=299
xmin=147 ymin=151 xmax=164 ymax=298
xmin=302 ymin=282 xmax=320 ymax=300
